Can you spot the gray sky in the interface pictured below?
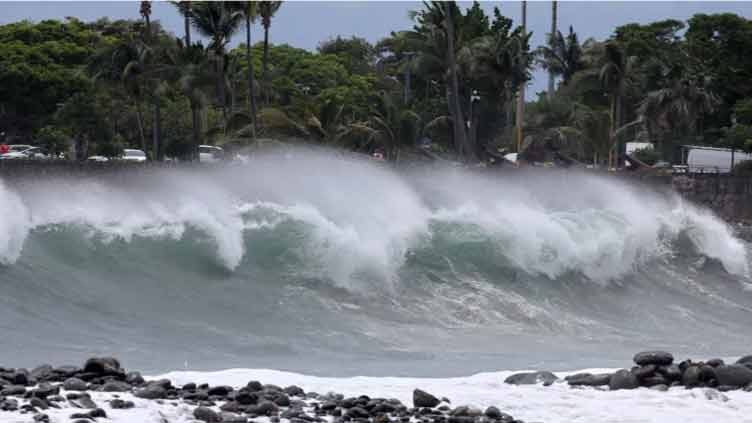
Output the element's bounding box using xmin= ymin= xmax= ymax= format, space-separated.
xmin=2 ymin=1 xmax=751 ymax=98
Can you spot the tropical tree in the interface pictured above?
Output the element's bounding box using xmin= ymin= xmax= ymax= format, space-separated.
xmin=599 ymin=42 xmax=636 ymax=167
xmin=538 ymin=26 xmax=584 ymax=88
xmin=235 ymin=1 xmax=259 ymax=133
xmin=190 ymin=1 xmax=243 ymax=120
xmin=258 ymin=0 xmax=283 ymax=104
xmin=547 ymin=1 xmax=557 ymax=98
xmin=171 ymin=1 xmax=193 ymax=46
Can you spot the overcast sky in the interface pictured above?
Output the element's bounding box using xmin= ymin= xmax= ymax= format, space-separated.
xmin=3 ymin=1 xmax=751 ymax=98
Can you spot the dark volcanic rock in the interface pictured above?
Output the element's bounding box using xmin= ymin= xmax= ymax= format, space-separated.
xmin=83 ymin=357 xmax=122 ymax=376
xmin=100 ymin=381 xmax=131 ymax=392
xmin=220 ymin=412 xmax=247 ymax=423
xmin=208 ymin=385 xmax=233 ymax=397
xmin=246 ymin=381 xmax=264 ymax=392
xmin=125 ymin=372 xmax=145 ymax=386
xmin=632 ymin=365 xmax=657 ymax=381
xmin=254 ymin=400 xmax=279 ymax=415
xmin=63 ymin=378 xmax=88 ymax=391
xmin=413 ymin=389 xmax=440 ymax=408
xmin=345 ymin=406 xmax=370 ymax=418
xmin=30 ymin=365 xmax=54 ymax=382
xmin=29 ymin=397 xmax=48 ymax=410
xmin=32 ymin=383 xmax=59 ymax=399
xmin=640 ymin=374 xmax=668 ymax=387
xmin=284 ymin=385 xmax=305 ymax=397
xmin=110 ymin=399 xmax=135 ymax=409
xmin=633 ymin=351 xmax=674 ymax=366
xmin=504 ymin=371 xmax=558 ymax=385
xmin=707 ymin=359 xmax=725 ymax=368
xmin=699 ymin=365 xmax=718 ymax=386
xmin=134 ymin=385 xmax=166 ymax=399
xmin=11 ymin=369 xmax=29 ymax=386
xmin=609 ymin=369 xmax=639 ymax=390
xmin=1 ymin=385 xmax=26 ymax=396
xmin=89 ymin=408 xmax=107 ymax=418
xmin=235 ymin=390 xmax=258 ymax=405
xmin=736 ymin=355 xmax=752 ymax=368
xmin=194 ymin=406 xmax=221 ymax=422
xmin=713 ymin=365 xmax=752 ymax=387
xmin=0 ymin=398 xmax=18 ymax=411
xmin=657 ymin=365 xmax=682 ymax=382
xmin=69 ymin=394 xmax=98 ymax=409
xmin=682 ymin=366 xmax=702 ymax=388
xmin=565 ymin=373 xmax=611 ymax=387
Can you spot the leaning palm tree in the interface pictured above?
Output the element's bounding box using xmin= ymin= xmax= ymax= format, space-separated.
xmin=190 ymin=1 xmax=243 ymax=120
xmin=258 ymin=1 xmax=283 ymax=104
xmin=599 ymin=42 xmax=636 ymax=168
xmin=171 ymin=1 xmax=193 ymax=46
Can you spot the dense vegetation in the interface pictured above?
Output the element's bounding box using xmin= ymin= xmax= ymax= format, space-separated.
xmin=0 ymin=1 xmax=751 ymax=164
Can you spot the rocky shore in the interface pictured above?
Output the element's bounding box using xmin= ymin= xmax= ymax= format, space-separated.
xmin=505 ymin=351 xmax=752 ymax=393
xmin=0 ymin=357 xmax=527 ymax=423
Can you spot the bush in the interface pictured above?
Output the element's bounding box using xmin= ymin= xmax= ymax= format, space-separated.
xmin=632 ymin=147 xmax=661 ymax=165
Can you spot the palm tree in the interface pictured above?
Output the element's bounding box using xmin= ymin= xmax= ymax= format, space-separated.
xmin=443 ymin=1 xmax=472 ymax=160
xmin=190 ymin=1 xmax=243 ymax=120
xmin=258 ymin=0 xmax=283 ymax=104
xmin=515 ymin=0 xmax=527 ymax=154
xmin=337 ymin=91 xmax=421 ymax=160
xmin=236 ymin=1 xmax=259 ymax=132
xmin=140 ymin=1 xmax=152 ymax=37
xmin=599 ymin=42 xmax=636 ymax=168
xmin=538 ymin=26 xmax=584 ymax=87
xmin=171 ymin=1 xmax=192 ymax=46
xmin=547 ymin=1 xmax=557 ymax=98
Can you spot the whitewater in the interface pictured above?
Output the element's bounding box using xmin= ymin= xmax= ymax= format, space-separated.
xmin=2 ymin=147 xmax=752 ymax=422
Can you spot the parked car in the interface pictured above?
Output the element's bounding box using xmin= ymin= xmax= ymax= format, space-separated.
xmin=199 ymin=145 xmax=224 ymax=163
xmin=0 ymin=145 xmax=50 ymax=160
xmin=87 ymin=155 xmax=109 ymax=162
xmin=121 ymin=149 xmax=147 ymax=162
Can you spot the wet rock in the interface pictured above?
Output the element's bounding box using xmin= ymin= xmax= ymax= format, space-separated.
xmin=194 ymin=406 xmax=221 ymax=423
xmin=707 ymin=359 xmax=725 ymax=368
xmin=220 ymin=412 xmax=247 ymax=423
xmin=735 ymin=355 xmax=752 ymax=368
xmin=235 ymin=390 xmax=258 ymax=405
xmin=640 ymin=374 xmax=667 ymax=387
xmin=30 ymin=365 xmax=54 ymax=382
xmin=320 ymin=401 xmax=338 ymax=411
xmin=1 ymin=385 xmax=26 ymax=396
xmin=713 ymin=365 xmax=752 ymax=387
xmin=246 ymin=381 xmax=263 ymax=392
xmin=110 ymin=399 xmax=135 ymax=409
xmin=29 ymin=397 xmax=48 ymax=410
xmin=182 ymin=382 xmax=197 ymax=391
xmin=699 ymin=365 xmax=718 ymax=386
xmin=274 ymin=393 xmax=291 ymax=407
xmin=254 ymin=400 xmax=279 ymax=415
xmin=345 ymin=407 xmax=370 ymax=418
xmin=31 ymin=382 xmax=59 ymax=399
xmin=657 ymin=365 xmax=682 ymax=382
xmin=83 ymin=357 xmax=122 ymax=376
xmin=33 ymin=413 xmax=49 ymax=422
xmin=413 ymin=389 xmax=440 ymax=408
xmin=89 ymin=408 xmax=107 ymax=418
xmin=53 ymin=366 xmax=80 ymax=378
xmin=11 ymin=369 xmax=29 ymax=386
xmin=683 ymin=366 xmax=702 ymax=388
xmin=208 ymin=385 xmax=233 ymax=397
xmin=134 ymin=385 xmax=166 ymax=399
xmin=609 ymin=369 xmax=639 ymax=390
xmin=565 ymin=373 xmax=611 ymax=387
xmin=125 ymin=372 xmax=145 ymax=386
xmin=0 ymin=398 xmax=18 ymax=411
xmin=633 ymin=351 xmax=674 ymax=366
xmin=69 ymin=394 xmax=98 ymax=409
xmin=632 ymin=365 xmax=656 ymax=380
xmin=504 ymin=371 xmax=558 ymax=385
xmin=285 ymin=385 xmax=305 ymax=397
xmin=451 ymin=406 xmax=482 ymax=417
xmin=100 ymin=381 xmax=131 ymax=392
xmin=219 ymin=401 xmax=239 ymax=412
xmin=64 ymin=378 xmax=88 ymax=391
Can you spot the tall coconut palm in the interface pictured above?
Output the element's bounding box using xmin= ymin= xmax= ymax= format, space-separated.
xmin=515 ymin=0 xmax=527 ymax=154
xmin=443 ymin=1 xmax=472 ymax=160
xmin=190 ymin=1 xmax=243 ymax=120
xmin=538 ymin=26 xmax=584 ymax=87
xmin=235 ymin=1 xmax=259 ymax=132
xmin=171 ymin=1 xmax=192 ymax=46
xmin=140 ymin=1 xmax=152 ymax=37
xmin=547 ymin=1 xmax=557 ymax=98
xmin=258 ymin=0 xmax=283 ymax=104
xmin=599 ymin=42 xmax=636 ymax=168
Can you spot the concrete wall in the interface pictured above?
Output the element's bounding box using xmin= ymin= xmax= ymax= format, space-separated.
xmin=672 ymin=174 xmax=752 ymax=223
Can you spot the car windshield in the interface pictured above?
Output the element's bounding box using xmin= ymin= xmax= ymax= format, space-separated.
xmin=125 ymin=150 xmax=145 ymax=157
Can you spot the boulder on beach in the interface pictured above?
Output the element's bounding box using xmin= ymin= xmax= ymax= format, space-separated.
xmin=633 ymin=351 xmax=674 ymax=366
xmin=504 ymin=371 xmax=559 ymax=386
xmin=193 ymin=406 xmax=220 ymax=423
xmin=565 ymin=373 xmax=611 ymax=387
xmin=83 ymin=357 xmax=122 ymax=376
xmin=63 ymin=378 xmax=88 ymax=391
xmin=736 ymin=355 xmax=752 ymax=369
xmin=413 ymin=389 xmax=441 ymax=408
xmin=713 ymin=365 xmax=752 ymax=387
xmin=609 ymin=369 xmax=639 ymax=390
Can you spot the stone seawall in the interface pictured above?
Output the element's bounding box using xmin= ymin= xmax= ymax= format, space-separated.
xmin=672 ymin=174 xmax=752 ymax=224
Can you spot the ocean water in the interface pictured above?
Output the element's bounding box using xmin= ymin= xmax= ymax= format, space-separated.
xmin=1 ymin=148 xmax=751 ymax=380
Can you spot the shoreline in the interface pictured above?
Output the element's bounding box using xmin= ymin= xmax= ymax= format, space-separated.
xmin=2 ymin=352 xmax=752 ymax=423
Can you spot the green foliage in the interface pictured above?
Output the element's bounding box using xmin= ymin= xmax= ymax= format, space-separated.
xmin=632 ymin=147 xmax=661 ymax=165
xmin=317 ymin=36 xmax=375 ymax=75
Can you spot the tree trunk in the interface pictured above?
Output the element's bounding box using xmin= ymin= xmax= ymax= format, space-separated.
xmin=263 ymin=26 xmax=270 ymax=105
xmin=246 ymin=15 xmax=258 ymax=135
xmin=191 ymin=103 xmax=201 ymax=161
xmin=516 ymin=1 xmax=527 ymax=154
xmin=152 ymin=101 xmax=162 ymax=161
xmin=184 ymin=2 xmax=191 ymax=46
xmin=445 ymin=2 xmax=471 ymax=160
xmin=216 ymin=52 xmax=227 ymax=121
xmin=548 ymin=1 xmax=557 ymax=99
xmin=134 ymin=102 xmax=147 ymax=153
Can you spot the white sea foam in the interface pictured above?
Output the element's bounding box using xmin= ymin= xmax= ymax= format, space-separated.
xmin=0 ymin=180 xmax=29 ymax=265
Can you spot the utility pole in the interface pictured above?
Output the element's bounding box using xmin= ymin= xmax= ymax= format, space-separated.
xmin=548 ymin=1 xmax=557 ymax=99
xmin=516 ymin=0 xmax=527 ymax=154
